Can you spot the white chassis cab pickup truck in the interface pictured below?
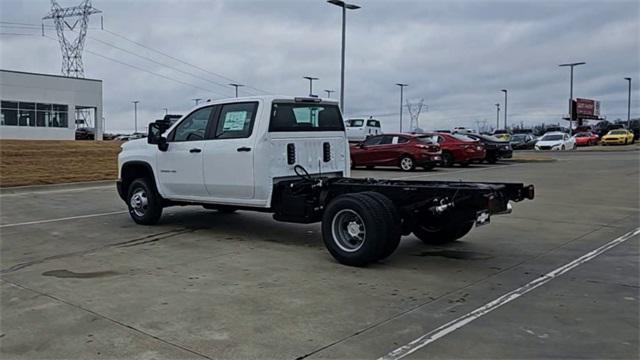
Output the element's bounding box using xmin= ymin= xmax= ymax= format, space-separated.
xmin=118 ymin=95 xmax=534 ymax=266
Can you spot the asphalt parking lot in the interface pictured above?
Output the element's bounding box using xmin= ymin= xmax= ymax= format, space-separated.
xmin=1 ymin=151 xmax=638 ymax=359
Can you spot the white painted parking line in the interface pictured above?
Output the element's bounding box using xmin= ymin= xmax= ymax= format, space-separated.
xmin=379 ymin=227 xmax=640 ymax=360
xmin=0 ymin=210 xmax=127 ymax=228
xmin=0 ymin=185 xmax=114 ymax=197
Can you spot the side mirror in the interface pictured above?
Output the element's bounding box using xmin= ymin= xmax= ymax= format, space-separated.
xmin=148 ymin=122 xmax=168 ymax=151
xmin=358 ymin=142 xmax=366 ymax=149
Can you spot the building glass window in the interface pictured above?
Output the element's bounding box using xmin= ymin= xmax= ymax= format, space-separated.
xmin=1 ymin=101 xmax=69 ymax=128
xmin=1 ymin=109 xmax=18 ymax=126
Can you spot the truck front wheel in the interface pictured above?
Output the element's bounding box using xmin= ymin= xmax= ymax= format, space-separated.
xmin=322 ymin=192 xmax=399 ymax=266
xmin=412 ymin=220 xmax=474 ymax=245
xmin=127 ymin=178 xmax=163 ymax=225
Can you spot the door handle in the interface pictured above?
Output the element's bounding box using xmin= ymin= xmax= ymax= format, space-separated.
xmin=189 ymin=148 xmax=202 ymax=153
xmin=237 ymin=147 xmax=252 ymax=152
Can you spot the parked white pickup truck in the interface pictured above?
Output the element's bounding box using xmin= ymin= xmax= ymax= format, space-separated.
xmin=118 ymin=96 xmax=534 ymax=266
xmin=345 ymin=117 xmax=382 ymax=142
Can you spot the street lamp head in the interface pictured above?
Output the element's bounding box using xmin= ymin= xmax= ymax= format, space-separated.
xmin=303 ymin=76 xmax=319 ymax=81
xmin=624 ymin=77 xmax=632 ymax=81
xmin=327 ymin=0 xmax=360 ymax=9
xmin=501 ymin=89 xmax=507 ymax=93
xmin=396 ymin=83 xmax=408 ymax=87
xmin=559 ymin=62 xmax=586 ymax=67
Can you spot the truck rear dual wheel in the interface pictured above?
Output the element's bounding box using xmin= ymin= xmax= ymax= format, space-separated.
xmin=412 ymin=220 xmax=474 ymax=245
xmin=322 ymin=192 xmax=401 ymax=266
xmin=127 ymin=178 xmax=163 ymax=225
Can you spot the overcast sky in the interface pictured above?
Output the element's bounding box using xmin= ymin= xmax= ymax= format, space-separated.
xmin=1 ymin=0 xmax=638 ymax=133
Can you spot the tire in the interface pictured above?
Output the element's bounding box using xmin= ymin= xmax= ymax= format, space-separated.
xmin=422 ymin=163 xmax=435 ymax=171
xmin=459 ymin=161 xmax=470 ymax=167
xmin=441 ymin=151 xmax=454 ymax=167
xmin=561 ymin=145 xmax=565 ymax=151
xmin=366 ymin=165 xmax=375 ymax=170
xmin=413 ymin=220 xmax=474 ymax=245
xmin=487 ymin=156 xmax=498 ymax=164
xmin=127 ymin=178 xmax=163 ymax=225
xmin=321 ymin=193 xmax=397 ymax=266
xmin=624 ymin=139 xmax=628 ymax=145
xmin=359 ymin=192 xmax=402 ymax=260
xmin=399 ymin=156 xmax=416 ymax=172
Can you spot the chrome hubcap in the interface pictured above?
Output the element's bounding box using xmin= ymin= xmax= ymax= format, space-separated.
xmin=130 ymin=189 xmax=148 ymax=217
xmin=332 ymin=209 xmax=366 ymax=252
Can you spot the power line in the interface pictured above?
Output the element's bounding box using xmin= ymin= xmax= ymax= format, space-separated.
xmin=85 ymin=35 xmax=232 ymax=97
xmin=2 ymin=20 xmax=268 ymax=95
xmin=102 ymin=28 xmax=270 ymax=95
xmin=41 ymin=34 xmax=220 ymax=94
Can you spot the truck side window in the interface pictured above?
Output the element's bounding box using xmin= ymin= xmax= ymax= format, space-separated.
xmin=215 ymin=102 xmax=258 ymax=139
xmin=171 ymin=107 xmax=213 ymax=142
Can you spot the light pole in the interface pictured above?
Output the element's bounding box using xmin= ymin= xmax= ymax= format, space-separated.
xmin=625 ymin=77 xmax=632 ymax=130
xmin=396 ymin=83 xmax=408 ymax=132
xmin=303 ymin=76 xmax=319 ymax=96
xmin=229 ymin=83 xmax=244 ymax=98
xmin=192 ymin=98 xmax=202 ymax=105
xmin=324 ymin=89 xmax=335 ymax=98
xmin=132 ymin=100 xmax=139 ymax=133
xmin=559 ymin=62 xmax=586 ymax=135
xmin=495 ymin=103 xmax=500 ymax=130
xmin=501 ymin=89 xmax=508 ymax=129
xmin=163 ymin=108 xmax=168 ymax=115
xmin=327 ymin=0 xmax=360 ymax=113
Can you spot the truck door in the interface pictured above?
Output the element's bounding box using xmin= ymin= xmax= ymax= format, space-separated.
xmin=156 ymin=106 xmax=214 ymax=198
xmin=202 ymin=102 xmax=258 ymax=200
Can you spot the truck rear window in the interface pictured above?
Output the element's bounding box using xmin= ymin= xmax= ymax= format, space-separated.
xmin=269 ymin=102 xmax=344 ymax=132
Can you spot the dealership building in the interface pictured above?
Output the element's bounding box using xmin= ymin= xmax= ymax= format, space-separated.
xmin=0 ymin=69 xmax=103 ymax=140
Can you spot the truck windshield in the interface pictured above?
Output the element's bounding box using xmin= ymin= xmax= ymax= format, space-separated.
xmin=269 ymin=102 xmax=344 ymax=132
xmin=346 ymin=119 xmax=364 ymax=127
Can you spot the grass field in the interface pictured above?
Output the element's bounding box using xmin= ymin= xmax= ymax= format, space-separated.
xmin=0 ymin=140 xmax=121 ymax=187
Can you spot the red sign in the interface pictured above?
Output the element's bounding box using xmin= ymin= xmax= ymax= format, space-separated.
xmin=576 ymin=98 xmax=600 ymax=117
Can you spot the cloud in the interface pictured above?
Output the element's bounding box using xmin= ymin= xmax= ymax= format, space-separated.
xmin=1 ymin=0 xmax=638 ymax=133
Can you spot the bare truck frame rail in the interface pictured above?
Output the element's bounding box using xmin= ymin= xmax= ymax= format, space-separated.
xmin=267 ymin=168 xmax=534 ymax=265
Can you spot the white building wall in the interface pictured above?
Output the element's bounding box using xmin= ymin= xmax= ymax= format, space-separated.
xmin=0 ymin=70 xmax=103 ymax=140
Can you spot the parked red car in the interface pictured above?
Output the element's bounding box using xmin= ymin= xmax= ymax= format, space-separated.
xmin=422 ymin=133 xmax=486 ymax=167
xmin=574 ymin=132 xmax=599 ymax=146
xmin=350 ymin=133 xmax=442 ymax=171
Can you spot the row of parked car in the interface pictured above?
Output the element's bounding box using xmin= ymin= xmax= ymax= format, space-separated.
xmin=508 ymin=129 xmax=635 ymax=150
xmin=349 ymin=132 xmax=512 ymax=171
xmin=348 ymin=125 xmax=636 ymax=172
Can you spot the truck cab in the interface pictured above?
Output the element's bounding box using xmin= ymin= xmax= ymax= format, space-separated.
xmin=118 ymin=96 xmax=349 ymax=209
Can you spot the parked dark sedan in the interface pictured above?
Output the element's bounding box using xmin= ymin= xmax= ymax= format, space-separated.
xmin=510 ymin=133 xmax=537 ymax=150
xmin=466 ymin=133 xmax=512 ymax=163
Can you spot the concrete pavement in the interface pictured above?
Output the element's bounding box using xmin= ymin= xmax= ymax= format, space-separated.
xmin=1 ymin=151 xmax=638 ymax=359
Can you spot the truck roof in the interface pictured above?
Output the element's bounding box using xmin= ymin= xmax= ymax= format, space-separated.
xmin=189 ymin=95 xmax=339 ymax=113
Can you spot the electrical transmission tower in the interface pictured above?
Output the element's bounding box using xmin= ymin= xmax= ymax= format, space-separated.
xmin=406 ymin=99 xmax=425 ymax=132
xmin=43 ymin=0 xmax=101 ymax=78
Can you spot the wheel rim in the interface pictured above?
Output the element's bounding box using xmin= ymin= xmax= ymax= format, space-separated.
xmin=130 ymin=188 xmax=149 ymax=217
xmin=400 ymin=157 xmax=413 ymax=170
xmin=331 ymin=209 xmax=366 ymax=252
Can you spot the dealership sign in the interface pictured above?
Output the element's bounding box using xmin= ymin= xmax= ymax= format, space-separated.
xmin=575 ymin=98 xmax=601 ymax=119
